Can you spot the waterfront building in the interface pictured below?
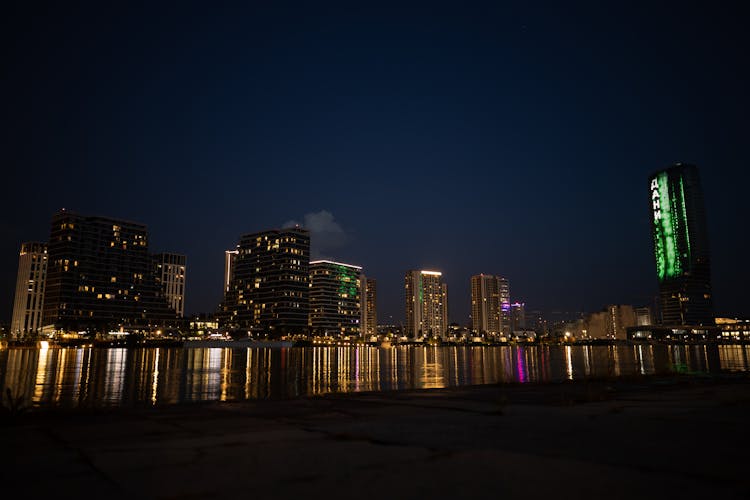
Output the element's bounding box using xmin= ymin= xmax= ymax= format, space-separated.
xmin=153 ymin=253 xmax=187 ymax=318
xmin=715 ymin=318 xmax=750 ymax=341
xmin=649 ymin=163 xmax=713 ymax=325
xmin=525 ymin=309 xmax=548 ymax=336
xmin=360 ymin=275 xmax=377 ymax=337
xmin=377 ymin=324 xmax=403 ymax=337
xmin=585 ymin=305 xmax=637 ymax=340
xmin=635 ymin=306 xmax=653 ymax=326
xmin=510 ymin=302 xmax=526 ymax=332
xmin=217 ymin=249 xmax=239 ymax=326
xmin=188 ymin=313 xmax=219 ymax=337
xmin=309 ymin=260 xmax=362 ymax=337
xmin=42 ymin=210 xmax=175 ymax=334
xmin=226 ymin=227 xmax=310 ymax=335
xmin=470 ymin=274 xmax=502 ymax=337
xmin=405 ymin=270 xmax=448 ymax=338
xmin=224 ymin=249 xmax=238 ymax=293
xmin=10 ymin=242 xmax=48 ymax=338
xmin=499 ymin=277 xmax=511 ymax=336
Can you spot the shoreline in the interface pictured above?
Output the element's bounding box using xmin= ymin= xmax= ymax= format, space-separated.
xmin=4 ymin=370 xmax=749 ymax=417
xmin=1 ymin=372 xmax=748 ymax=498
xmin=3 ymin=338 xmax=749 ymax=349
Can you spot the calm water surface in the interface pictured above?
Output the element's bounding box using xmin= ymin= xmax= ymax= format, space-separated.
xmin=1 ymin=344 xmax=748 ymax=409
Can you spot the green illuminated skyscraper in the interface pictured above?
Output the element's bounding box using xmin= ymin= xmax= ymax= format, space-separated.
xmin=649 ymin=163 xmax=713 ymax=325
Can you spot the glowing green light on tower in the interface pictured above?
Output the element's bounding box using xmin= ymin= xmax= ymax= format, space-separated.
xmin=652 ymin=171 xmax=684 ymax=281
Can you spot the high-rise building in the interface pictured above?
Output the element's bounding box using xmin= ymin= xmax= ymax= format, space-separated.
xmin=227 ymin=228 xmax=309 ymax=335
xmin=360 ymin=275 xmax=377 ymax=337
xmin=405 ymin=270 xmax=448 ymax=338
xmin=217 ymin=249 xmax=239 ymax=326
xmin=470 ymin=274 xmax=502 ymax=336
xmin=42 ymin=210 xmax=174 ymax=333
xmin=224 ymin=249 xmax=238 ymax=293
xmin=309 ymin=260 xmax=361 ymax=337
xmin=649 ymin=163 xmax=713 ymax=325
xmin=499 ymin=277 xmax=511 ymax=336
xmin=510 ymin=302 xmax=526 ymax=332
xmin=153 ymin=253 xmax=187 ymax=318
xmin=10 ymin=242 xmax=48 ymax=338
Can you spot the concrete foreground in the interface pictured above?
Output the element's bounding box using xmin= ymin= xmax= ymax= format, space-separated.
xmin=2 ymin=375 xmax=749 ymax=499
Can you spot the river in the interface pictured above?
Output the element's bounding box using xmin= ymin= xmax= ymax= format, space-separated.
xmin=1 ymin=343 xmax=748 ymax=409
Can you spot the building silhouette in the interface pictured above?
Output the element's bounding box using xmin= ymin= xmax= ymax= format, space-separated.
xmin=470 ymin=274 xmax=502 ymax=337
xmin=223 ymin=249 xmax=238 ymax=294
xmin=153 ymin=253 xmax=187 ymax=318
xmin=510 ymin=302 xmax=526 ymax=332
xmin=405 ymin=270 xmax=448 ymax=338
xmin=42 ymin=210 xmax=175 ymax=334
xmin=309 ymin=260 xmax=361 ymax=337
xmin=649 ymin=163 xmax=713 ymax=325
xmin=224 ymin=227 xmax=310 ymax=335
xmin=360 ymin=275 xmax=377 ymax=338
xmin=10 ymin=242 xmax=48 ymax=338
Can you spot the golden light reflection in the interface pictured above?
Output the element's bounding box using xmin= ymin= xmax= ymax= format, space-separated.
xmin=565 ymin=345 xmax=573 ymax=380
xmin=33 ymin=341 xmax=51 ymax=403
xmin=151 ymin=348 xmax=160 ymax=405
xmin=102 ymin=349 xmax=127 ymax=403
xmin=1 ymin=344 xmax=747 ymax=408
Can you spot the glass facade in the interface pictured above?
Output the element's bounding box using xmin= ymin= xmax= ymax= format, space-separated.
xmin=649 ymin=164 xmax=713 ymax=325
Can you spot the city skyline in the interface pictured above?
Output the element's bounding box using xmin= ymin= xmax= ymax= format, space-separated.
xmin=3 ymin=3 xmax=749 ymax=324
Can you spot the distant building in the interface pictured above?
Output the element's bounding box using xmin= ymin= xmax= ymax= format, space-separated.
xmin=224 ymin=249 xmax=238 ymax=293
xmin=153 ymin=253 xmax=187 ymax=318
xmin=525 ymin=309 xmax=548 ymax=336
xmin=189 ymin=313 xmax=219 ymax=337
xmin=42 ymin=210 xmax=175 ymax=334
xmin=360 ymin=276 xmax=377 ymax=337
xmin=225 ymin=228 xmax=310 ymax=335
xmin=499 ymin=278 xmax=511 ymax=336
xmin=510 ymin=302 xmax=526 ymax=332
xmin=649 ymin=164 xmax=713 ymax=325
xmin=405 ymin=270 xmax=448 ymax=338
xmin=635 ymin=306 xmax=653 ymax=326
xmin=715 ymin=318 xmax=750 ymax=341
xmin=309 ymin=260 xmax=362 ymax=337
xmin=585 ymin=305 xmax=637 ymax=340
xmin=470 ymin=274 xmax=502 ymax=337
xmin=10 ymin=242 xmax=48 ymax=338
xmin=377 ymin=324 xmax=402 ymax=337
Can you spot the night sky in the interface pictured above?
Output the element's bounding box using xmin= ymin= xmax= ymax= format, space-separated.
xmin=3 ymin=2 xmax=749 ymax=326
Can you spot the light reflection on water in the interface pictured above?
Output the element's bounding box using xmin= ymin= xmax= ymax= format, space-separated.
xmin=0 ymin=344 xmax=748 ymax=409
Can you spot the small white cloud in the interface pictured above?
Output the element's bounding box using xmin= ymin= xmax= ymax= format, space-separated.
xmin=284 ymin=210 xmax=347 ymax=260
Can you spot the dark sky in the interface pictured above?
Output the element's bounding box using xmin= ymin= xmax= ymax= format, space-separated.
xmin=2 ymin=2 xmax=748 ymax=325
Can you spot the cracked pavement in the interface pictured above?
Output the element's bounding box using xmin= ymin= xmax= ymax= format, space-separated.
xmin=1 ymin=375 xmax=748 ymax=499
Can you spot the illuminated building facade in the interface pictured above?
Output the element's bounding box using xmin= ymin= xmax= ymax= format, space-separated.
xmin=649 ymin=163 xmax=713 ymax=325
xmin=224 ymin=249 xmax=238 ymax=293
xmin=309 ymin=260 xmax=361 ymax=336
xmin=228 ymin=228 xmax=309 ymax=335
xmin=405 ymin=270 xmax=448 ymax=338
xmin=510 ymin=302 xmax=526 ymax=332
xmin=586 ymin=305 xmax=637 ymax=340
xmin=153 ymin=253 xmax=187 ymax=318
xmin=360 ymin=275 xmax=377 ymax=337
xmin=470 ymin=274 xmax=502 ymax=336
xmin=635 ymin=306 xmax=653 ymax=326
xmin=499 ymin=277 xmax=511 ymax=336
xmin=42 ymin=210 xmax=175 ymax=333
xmin=10 ymin=242 xmax=48 ymax=338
